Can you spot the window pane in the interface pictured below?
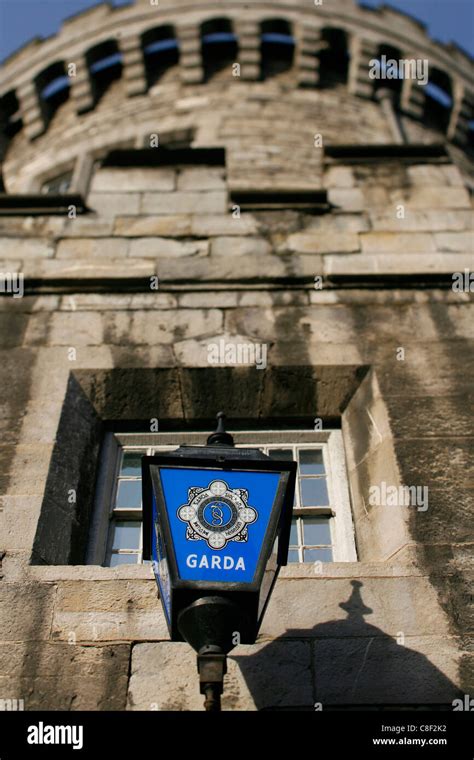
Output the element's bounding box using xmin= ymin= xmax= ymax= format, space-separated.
xmin=109 ymin=553 xmax=140 ymax=567
xmin=303 ymin=516 xmax=331 ymax=546
xmin=116 ymin=480 xmax=142 ymax=509
xmin=267 ymin=448 xmax=293 ymax=461
xmin=300 ymin=477 xmax=329 ymax=506
xmin=120 ymin=451 xmax=143 ymax=477
xmin=287 ymin=549 xmax=300 ymax=563
xmin=111 ymin=521 xmax=141 ymax=551
xmin=289 ymin=518 xmax=298 ymax=546
xmin=299 ymin=449 xmax=325 ymax=475
xmin=303 ymin=548 xmax=333 ymax=563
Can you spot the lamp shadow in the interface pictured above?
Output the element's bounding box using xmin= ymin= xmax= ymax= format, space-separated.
xmin=229 ymin=580 xmax=463 ymax=711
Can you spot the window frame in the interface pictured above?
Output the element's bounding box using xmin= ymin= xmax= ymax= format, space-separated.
xmin=86 ymin=429 xmax=357 ymax=565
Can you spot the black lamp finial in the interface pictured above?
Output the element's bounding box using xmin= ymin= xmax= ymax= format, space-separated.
xmin=206 ymin=412 xmax=234 ymax=447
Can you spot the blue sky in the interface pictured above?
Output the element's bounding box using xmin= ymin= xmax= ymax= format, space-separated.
xmin=0 ymin=0 xmax=472 ymax=63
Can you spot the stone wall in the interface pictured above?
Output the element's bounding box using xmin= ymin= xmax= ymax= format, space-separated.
xmin=0 ymin=0 xmax=473 ymax=710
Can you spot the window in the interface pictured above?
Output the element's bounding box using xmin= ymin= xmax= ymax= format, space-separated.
xmin=260 ymin=19 xmax=295 ymax=79
xmin=41 ymin=170 xmax=73 ymax=195
xmin=200 ymin=18 xmax=238 ymax=81
xmin=86 ymin=40 xmax=123 ymax=105
xmin=142 ymin=26 xmax=180 ymax=89
xmin=35 ymin=61 xmax=70 ymax=127
xmin=88 ymin=430 xmax=356 ymax=566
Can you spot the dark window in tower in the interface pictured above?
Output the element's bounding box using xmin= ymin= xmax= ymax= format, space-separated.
xmin=260 ymin=19 xmax=295 ymax=79
xmin=0 ymin=89 xmax=22 ymax=138
xmin=318 ymin=28 xmax=350 ymax=88
xmin=423 ymin=67 xmax=453 ymax=134
xmin=370 ymin=44 xmax=403 ymax=107
xmin=86 ymin=40 xmax=123 ymax=106
xmin=35 ymin=61 xmax=70 ymax=128
xmin=142 ymin=26 xmax=180 ymax=89
xmin=200 ymin=18 xmax=238 ymax=82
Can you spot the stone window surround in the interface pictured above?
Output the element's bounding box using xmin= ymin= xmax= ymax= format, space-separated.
xmin=29 ymin=364 xmax=412 ymax=578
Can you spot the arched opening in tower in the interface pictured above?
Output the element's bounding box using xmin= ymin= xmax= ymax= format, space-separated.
xmin=35 ymin=61 xmax=70 ymax=129
xmin=318 ymin=28 xmax=350 ymax=88
xmin=370 ymin=44 xmax=403 ymax=108
xmin=142 ymin=26 xmax=180 ymax=90
xmin=0 ymin=90 xmax=22 ymax=138
xmin=86 ymin=40 xmax=123 ymax=106
xmin=201 ymin=18 xmax=238 ymax=82
xmin=260 ymin=19 xmax=295 ymax=80
xmin=423 ymin=67 xmax=453 ymax=135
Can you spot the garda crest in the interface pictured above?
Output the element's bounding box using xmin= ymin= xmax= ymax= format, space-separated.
xmin=177 ymin=479 xmax=258 ymax=550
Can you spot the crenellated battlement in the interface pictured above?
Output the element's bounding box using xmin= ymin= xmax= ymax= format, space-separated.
xmin=0 ymin=0 xmax=472 ymax=152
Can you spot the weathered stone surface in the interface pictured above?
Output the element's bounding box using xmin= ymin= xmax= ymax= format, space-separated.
xmin=0 ymin=642 xmax=130 ymax=709
xmin=140 ymin=191 xmax=227 ymax=215
xmin=129 ymin=237 xmax=208 ymax=258
xmin=56 ymin=238 xmax=129 ymax=258
xmin=127 ymin=640 xmax=313 ymax=710
xmin=391 ymin=186 xmax=471 ymax=208
xmin=285 ymin=231 xmax=360 ymax=254
xmin=324 ymin=252 xmax=473 ymax=275
xmin=211 ymin=236 xmax=271 ymax=256
xmin=113 ymin=215 xmax=192 ymax=237
xmin=324 ymin=166 xmax=355 ymax=187
xmin=0 ymin=216 xmax=66 ymax=238
xmin=313 ymin=635 xmax=463 ymax=704
xmin=434 ymin=232 xmax=473 ymax=252
xmin=360 ymin=232 xmax=436 ymax=253
xmin=191 ymin=214 xmax=260 ymax=236
xmin=0 ymin=583 xmax=55 ymax=640
xmin=176 ymin=167 xmax=226 ymax=190
xmin=260 ymin=577 xmax=451 ymax=638
xmin=51 ymin=580 xmax=168 ymax=641
xmin=0 ymin=238 xmax=54 ymax=258
xmin=42 ymin=312 xmax=104 ymax=345
xmin=102 ymin=309 xmax=223 ymax=345
xmin=60 ymin=217 xmax=114 ymax=237
xmin=87 ymin=193 xmax=141 ymax=216
xmin=369 ymin=209 xmax=474 ymax=232
xmin=328 ymin=188 xmax=364 ymax=211
xmin=304 ymin=213 xmax=370 ymax=233
xmin=91 ymin=168 xmax=175 ymax=192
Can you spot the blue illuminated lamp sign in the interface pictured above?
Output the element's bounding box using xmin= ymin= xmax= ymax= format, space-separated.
xmin=142 ymin=413 xmax=296 ymax=651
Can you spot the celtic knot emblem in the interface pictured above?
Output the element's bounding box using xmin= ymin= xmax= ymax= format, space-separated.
xmin=177 ymin=479 xmax=258 ymax=550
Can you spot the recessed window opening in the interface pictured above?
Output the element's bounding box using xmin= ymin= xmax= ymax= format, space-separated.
xmin=0 ymin=90 xmax=22 ymax=137
xmin=41 ymin=170 xmax=73 ymax=195
xmin=142 ymin=26 xmax=179 ymax=88
xmin=86 ymin=40 xmax=123 ymax=104
xmin=318 ymin=28 xmax=350 ymax=88
xmin=423 ymin=68 xmax=453 ymax=133
xmin=371 ymin=44 xmax=403 ymax=105
xmin=35 ymin=62 xmax=70 ymax=126
xmin=201 ymin=18 xmax=238 ymax=81
xmin=260 ymin=19 xmax=295 ymax=79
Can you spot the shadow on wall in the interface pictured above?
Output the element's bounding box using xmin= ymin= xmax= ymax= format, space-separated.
xmin=231 ymin=581 xmax=462 ymax=711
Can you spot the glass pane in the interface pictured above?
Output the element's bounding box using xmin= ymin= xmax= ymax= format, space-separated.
xmin=109 ymin=553 xmax=140 ymax=567
xmin=267 ymin=448 xmax=293 ymax=461
xmin=300 ymin=477 xmax=329 ymax=506
xmin=120 ymin=451 xmax=143 ymax=477
xmin=303 ymin=547 xmax=333 ymax=563
xmin=287 ymin=549 xmax=300 ymax=563
xmin=289 ymin=518 xmax=298 ymax=546
xmin=303 ymin=516 xmax=331 ymax=546
xmin=299 ymin=449 xmax=325 ymax=475
xmin=116 ymin=480 xmax=142 ymax=509
xmin=111 ymin=521 xmax=141 ymax=551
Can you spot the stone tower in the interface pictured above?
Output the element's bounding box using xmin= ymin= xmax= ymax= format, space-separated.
xmin=0 ymin=0 xmax=472 ymax=710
